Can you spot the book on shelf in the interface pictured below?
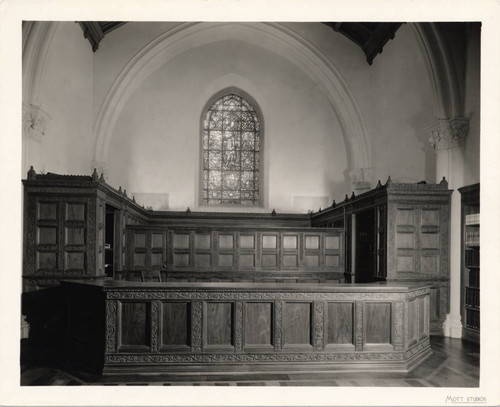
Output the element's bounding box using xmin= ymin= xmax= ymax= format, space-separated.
xmin=465 ymin=249 xmax=480 ymax=268
xmin=465 ymin=228 xmax=480 ymax=246
xmin=465 ymin=213 xmax=480 ymax=225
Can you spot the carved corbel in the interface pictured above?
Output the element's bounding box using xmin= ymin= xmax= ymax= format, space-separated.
xmin=427 ymin=118 xmax=469 ymax=151
xmin=23 ymin=104 xmax=50 ymax=143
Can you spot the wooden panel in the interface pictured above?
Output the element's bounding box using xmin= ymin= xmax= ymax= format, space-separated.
xmin=408 ymin=299 xmax=418 ymax=343
xmin=245 ymin=302 xmax=273 ymax=346
xmin=262 ymin=235 xmax=277 ymax=249
xmin=173 ymin=234 xmax=189 ymax=249
xmin=430 ymin=287 xmax=439 ymax=322
xmin=421 ymin=256 xmax=439 ymax=274
xmin=365 ymin=302 xmax=391 ymax=344
xmin=206 ymin=303 xmax=233 ymax=346
xmin=421 ymin=233 xmax=439 ymax=249
xmin=65 ymin=227 xmax=85 ymax=245
xmin=134 ymin=233 xmax=146 ymax=248
xmin=240 ymin=235 xmax=254 ymax=249
xmin=152 ymin=233 xmax=163 ymax=248
xmin=218 ymin=234 xmax=234 ymax=249
xmin=397 ymin=233 xmax=415 ymax=249
xmin=396 ymin=208 xmax=414 ymax=225
xmin=305 ymin=235 xmax=320 ymax=250
xmin=283 ymin=254 xmax=297 ymax=267
xmin=305 ymin=255 xmax=319 ymax=268
xmin=262 ymin=254 xmax=277 ymax=267
xmin=38 ymin=227 xmax=57 ymax=245
xmin=218 ymin=254 xmax=233 ymax=267
xmin=419 ymin=297 xmax=425 ymax=336
xmin=327 ymin=302 xmax=353 ymax=344
xmin=134 ymin=253 xmax=146 ymax=267
xmin=195 ymin=234 xmax=211 ymax=250
xmin=120 ymin=302 xmax=149 ymax=347
xmin=66 ymin=203 xmax=86 ymax=221
xmin=239 ymin=254 xmax=254 ymax=267
xmin=325 ymin=236 xmax=340 ymax=250
xmin=421 ymin=209 xmax=439 ymax=226
xmin=151 ymin=253 xmax=163 ymax=267
xmin=37 ymin=202 xmax=57 ymax=220
xmin=284 ymin=302 xmax=311 ymax=345
xmin=325 ymin=255 xmax=339 ymax=268
xmin=36 ymin=252 xmax=57 ymax=269
xmin=397 ymin=256 xmax=413 ymax=272
xmin=162 ymin=302 xmax=190 ymax=346
xmin=283 ymin=235 xmax=297 ymax=249
xmin=195 ymin=254 xmax=211 ymax=267
xmin=174 ymin=253 xmax=189 ymax=267
xmin=65 ymin=252 xmax=85 ymax=270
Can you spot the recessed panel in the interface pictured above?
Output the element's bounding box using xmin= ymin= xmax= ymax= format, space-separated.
xmin=262 ymin=254 xmax=277 ymax=267
xmin=174 ymin=253 xmax=189 ymax=267
xmin=419 ymin=297 xmax=426 ymax=336
xmin=262 ymin=235 xmax=277 ymax=249
xmin=396 ymin=208 xmax=414 ymax=226
xmin=421 ymin=209 xmax=439 ymax=226
xmin=325 ymin=255 xmax=340 ymax=268
xmin=134 ymin=233 xmax=146 ymax=248
xmin=134 ymin=253 xmax=146 ymax=267
xmin=162 ymin=302 xmax=190 ymax=346
xmin=305 ymin=255 xmax=319 ymax=268
xmin=240 ymin=235 xmax=255 ymax=249
xmin=397 ymin=256 xmax=413 ymax=272
xmin=151 ymin=253 xmax=163 ymax=267
xmin=327 ymin=302 xmax=353 ymax=344
xmin=65 ymin=227 xmax=84 ymax=245
xmin=36 ymin=252 xmax=57 ymax=269
xmin=239 ymin=254 xmax=254 ymax=267
xmin=195 ymin=234 xmax=211 ymax=250
xmin=284 ymin=302 xmax=311 ymax=345
xmin=173 ymin=234 xmax=189 ymax=249
xmin=325 ymin=236 xmax=340 ymax=250
xmin=152 ymin=233 xmax=163 ymax=248
xmin=38 ymin=227 xmax=57 ymax=245
xmin=218 ymin=234 xmax=234 ymax=249
xmin=305 ymin=235 xmax=320 ymax=250
xmin=195 ymin=254 xmax=211 ymax=267
xmin=421 ymin=256 xmax=439 ymax=274
xmin=37 ymin=202 xmax=57 ymax=220
xmin=283 ymin=235 xmax=298 ymax=249
xmin=206 ymin=302 xmax=233 ymax=346
xmin=421 ymin=233 xmax=439 ymax=249
xmin=218 ymin=254 xmax=233 ymax=267
xmin=408 ymin=299 xmax=418 ymax=343
xmin=121 ymin=302 xmax=149 ymax=346
xmin=397 ymin=233 xmax=415 ymax=249
xmin=65 ymin=252 xmax=85 ymax=270
xmin=66 ymin=203 xmax=86 ymax=221
xmin=365 ymin=302 xmax=391 ymax=344
xmin=283 ymin=254 xmax=298 ymax=268
xmin=245 ymin=302 xmax=272 ymax=346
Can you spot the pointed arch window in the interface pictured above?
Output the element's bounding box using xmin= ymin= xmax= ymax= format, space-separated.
xmin=201 ymin=93 xmax=261 ymax=206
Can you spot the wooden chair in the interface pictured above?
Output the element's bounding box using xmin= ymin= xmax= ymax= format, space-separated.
xmin=140 ymin=270 xmax=162 ymax=282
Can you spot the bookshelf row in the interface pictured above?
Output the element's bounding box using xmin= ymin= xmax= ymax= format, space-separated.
xmin=465 ymin=249 xmax=480 ymax=268
xmin=465 ymin=226 xmax=480 ymax=247
xmin=465 ymin=308 xmax=480 ymax=331
xmin=465 ymin=286 xmax=480 ymax=309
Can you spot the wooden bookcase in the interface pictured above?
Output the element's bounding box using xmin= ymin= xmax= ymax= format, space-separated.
xmin=459 ymin=183 xmax=480 ymax=343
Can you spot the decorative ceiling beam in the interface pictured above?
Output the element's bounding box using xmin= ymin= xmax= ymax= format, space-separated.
xmin=78 ymin=22 xmax=126 ymax=52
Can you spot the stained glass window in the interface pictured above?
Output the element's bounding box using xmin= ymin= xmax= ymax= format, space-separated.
xmin=202 ymin=94 xmax=261 ymax=205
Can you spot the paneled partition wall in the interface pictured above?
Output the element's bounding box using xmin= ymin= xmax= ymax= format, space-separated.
xmin=125 ymin=227 xmax=345 ymax=282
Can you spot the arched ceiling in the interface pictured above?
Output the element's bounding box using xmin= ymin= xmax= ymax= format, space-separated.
xmin=78 ymin=21 xmax=403 ymax=65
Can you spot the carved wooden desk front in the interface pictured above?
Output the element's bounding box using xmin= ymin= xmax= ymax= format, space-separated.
xmin=63 ymin=280 xmax=432 ymax=374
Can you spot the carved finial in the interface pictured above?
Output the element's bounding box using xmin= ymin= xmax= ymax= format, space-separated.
xmin=345 ymin=194 xmax=349 ymax=201
xmin=271 ymin=209 xmax=277 ymax=216
xmin=186 ymin=207 xmax=191 ymax=214
xmin=91 ymin=168 xmax=98 ymax=180
xmin=27 ymin=166 xmax=37 ymax=180
xmin=439 ymin=176 xmax=448 ymax=187
xmin=386 ymin=176 xmax=392 ymax=185
xmin=99 ymin=172 xmax=105 ymax=182
xmin=118 ymin=186 xmax=122 ymax=193
xmin=377 ymin=180 xmax=382 ymax=188
xmin=132 ymin=195 xmax=136 ymax=203
xmin=318 ymin=207 xmax=322 ymax=212
xmin=332 ymin=200 xmax=336 ymax=207
xmin=123 ymin=189 xmax=127 ymax=197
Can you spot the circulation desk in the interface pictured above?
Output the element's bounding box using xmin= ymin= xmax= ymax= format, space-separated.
xmin=62 ymin=280 xmax=432 ymax=374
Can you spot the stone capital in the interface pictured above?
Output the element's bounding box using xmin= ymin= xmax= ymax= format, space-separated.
xmin=349 ymin=167 xmax=373 ymax=194
xmin=426 ymin=117 xmax=469 ymax=151
xmin=23 ymin=104 xmax=50 ymax=143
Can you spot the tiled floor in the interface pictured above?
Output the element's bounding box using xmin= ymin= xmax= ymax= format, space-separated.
xmin=21 ymin=336 xmax=479 ymax=386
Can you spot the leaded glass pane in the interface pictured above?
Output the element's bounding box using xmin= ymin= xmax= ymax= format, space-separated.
xmin=202 ymin=93 xmax=260 ymax=206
